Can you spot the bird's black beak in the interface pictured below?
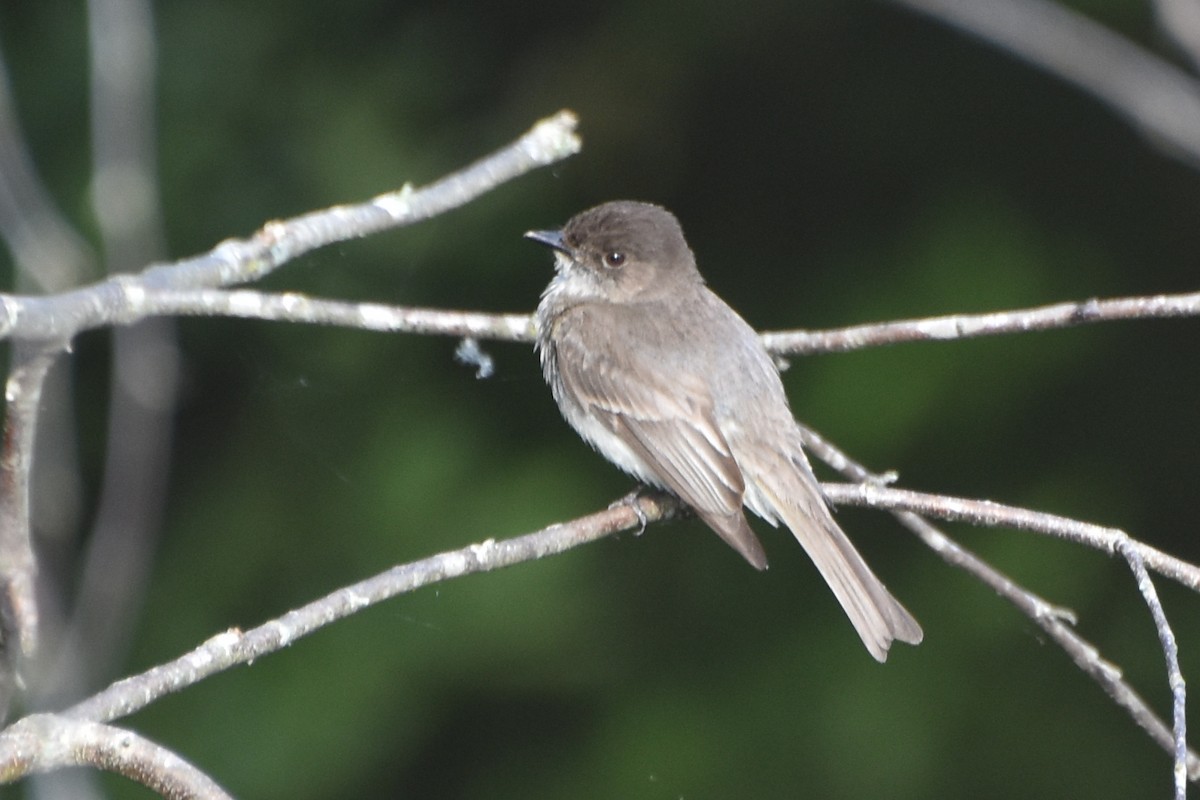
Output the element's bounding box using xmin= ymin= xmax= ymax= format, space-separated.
xmin=524 ymin=228 xmax=572 ymax=256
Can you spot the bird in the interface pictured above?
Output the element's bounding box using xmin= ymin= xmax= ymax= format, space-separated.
xmin=527 ymin=200 xmax=922 ymax=661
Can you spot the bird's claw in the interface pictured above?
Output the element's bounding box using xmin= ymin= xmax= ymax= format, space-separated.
xmin=609 ymin=488 xmax=650 ymax=535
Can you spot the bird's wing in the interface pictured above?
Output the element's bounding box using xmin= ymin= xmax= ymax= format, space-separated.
xmin=551 ymin=317 xmax=768 ymax=569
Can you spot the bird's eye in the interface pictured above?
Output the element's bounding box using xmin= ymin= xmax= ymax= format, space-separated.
xmin=603 ymin=251 xmax=626 ymax=268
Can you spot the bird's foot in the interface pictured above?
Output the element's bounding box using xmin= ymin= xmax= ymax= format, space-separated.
xmin=609 ymin=487 xmax=650 ymax=535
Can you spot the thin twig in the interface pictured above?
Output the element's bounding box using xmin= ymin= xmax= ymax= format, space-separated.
xmin=761 ymin=291 xmax=1200 ymax=355
xmin=0 ymin=713 xmax=232 ymax=799
xmin=1116 ymin=538 xmax=1188 ymax=799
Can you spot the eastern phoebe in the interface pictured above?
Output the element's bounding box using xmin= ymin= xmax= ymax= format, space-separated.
xmin=527 ymin=200 xmax=922 ymax=662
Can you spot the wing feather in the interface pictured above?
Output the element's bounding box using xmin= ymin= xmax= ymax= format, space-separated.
xmin=548 ymin=311 xmax=767 ymax=568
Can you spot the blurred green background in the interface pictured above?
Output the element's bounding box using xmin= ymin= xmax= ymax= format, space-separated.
xmin=3 ymin=0 xmax=1199 ymax=797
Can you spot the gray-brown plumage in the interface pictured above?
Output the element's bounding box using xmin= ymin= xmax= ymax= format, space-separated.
xmin=528 ymin=200 xmax=921 ymax=661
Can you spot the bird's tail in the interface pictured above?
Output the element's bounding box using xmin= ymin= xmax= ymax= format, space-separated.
xmin=748 ymin=451 xmax=922 ymax=662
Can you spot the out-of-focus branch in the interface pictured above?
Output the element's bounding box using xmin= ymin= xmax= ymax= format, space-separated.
xmin=43 ymin=0 xmax=179 ymax=719
xmin=0 ymin=51 xmax=95 ymax=292
xmin=0 ymin=714 xmax=232 ymax=799
xmin=890 ymin=0 xmax=1200 ymax=169
xmin=1155 ymin=0 xmax=1200 ymax=76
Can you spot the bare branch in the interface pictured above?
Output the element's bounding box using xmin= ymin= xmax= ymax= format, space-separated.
xmin=22 ymin=459 xmax=1193 ymax=781
xmin=900 ymin=506 xmax=1200 ymax=782
xmin=761 ymin=291 xmax=1200 ymax=355
xmin=821 ymin=482 xmax=1200 ymax=591
xmin=0 ymin=109 xmax=581 ymax=343
xmin=805 ymin=427 xmax=1200 ymax=779
xmin=0 ymin=49 xmax=95 ymax=292
xmin=0 ymin=713 xmax=232 ymax=799
xmin=21 ymin=287 xmax=1191 ymax=365
xmin=800 ymin=426 xmax=1200 ymax=779
xmin=1115 ymin=538 xmax=1188 ymax=798
xmin=1 ymin=0 xmax=1192 ymax=787
xmin=137 ymin=288 xmax=537 ymax=342
xmin=0 ymin=423 xmax=1190 ymax=781
xmin=890 ymin=0 xmax=1200 ymax=169
xmin=60 ymin=492 xmax=677 ymax=725
xmin=0 ymin=109 xmax=579 ymax=749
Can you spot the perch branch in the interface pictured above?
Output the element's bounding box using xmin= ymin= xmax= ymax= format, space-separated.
xmin=2 ymin=471 xmax=1186 ymax=785
xmin=60 ymin=493 xmax=677 ymax=725
xmin=9 ymin=287 xmax=1189 ymax=359
xmin=0 ymin=457 xmax=1191 ymax=782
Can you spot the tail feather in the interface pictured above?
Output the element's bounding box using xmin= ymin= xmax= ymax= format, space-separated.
xmin=748 ymin=455 xmax=922 ymax=662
